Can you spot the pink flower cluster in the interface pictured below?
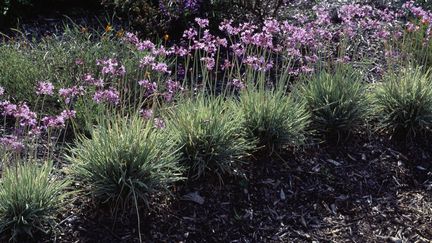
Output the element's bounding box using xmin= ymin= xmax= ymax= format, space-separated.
xmin=0 ymin=136 xmax=24 ymax=152
xmin=42 ymin=110 xmax=76 ymax=129
xmin=36 ymin=81 xmax=54 ymax=96
xmin=59 ymin=86 xmax=85 ymax=104
xmin=1 ymin=101 xmax=37 ymax=127
xmin=93 ymin=88 xmax=120 ymax=105
xmin=97 ymin=58 xmax=126 ymax=76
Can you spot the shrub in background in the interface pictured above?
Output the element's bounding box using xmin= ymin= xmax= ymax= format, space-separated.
xmin=0 ymin=0 xmax=32 ymax=18
xmin=101 ymin=0 xmax=179 ymax=37
xmin=239 ymin=88 xmax=310 ymax=153
xmin=299 ymin=64 xmax=368 ymax=142
xmin=372 ymin=66 xmax=432 ymax=139
xmin=0 ymin=45 xmax=44 ymax=103
xmin=167 ymin=96 xmax=254 ymax=182
xmin=67 ymin=114 xmax=183 ymax=210
xmin=0 ymin=162 xmax=69 ymax=241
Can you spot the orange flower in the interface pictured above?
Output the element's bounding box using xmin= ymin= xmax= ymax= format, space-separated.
xmin=116 ymin=29 xmax=125 ymax=38
xmin=163 ymin=34 xmax=170 ymax=42
xmin=105 ymin=24 xmax=113 ymax=33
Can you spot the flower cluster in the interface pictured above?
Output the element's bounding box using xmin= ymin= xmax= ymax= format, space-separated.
xmin=1 ymin=102 xmax=37 ymax=127
xmin=36 ymin=81 xmax=54 ymax=96
xmin=42 ymin=110 xmax=76 ymax=129
xmin=0 ymin=136 xmax=24 ymax=152
xmin=93 ymin=88 xmax=120 ymax=105
xmin=97 ymin=58 xmax=126 ymax=76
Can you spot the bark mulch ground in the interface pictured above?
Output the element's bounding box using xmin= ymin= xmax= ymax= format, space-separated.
xmin=50 ymin=134 xmax=432 ymax=243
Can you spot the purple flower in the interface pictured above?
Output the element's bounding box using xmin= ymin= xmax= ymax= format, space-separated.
xmin=14 ymin=103 xmax=37 ymax=127
xmin=98 ymin=58 xmax=119 ymax=75
xmin=138 ymin=79 xmax=158 ymax=96
xmin=83 ymin=74 xmax=104 ymax=87
xmin=28 ymin=126 xmax=42 ymax=137
xmin=219 ymin=20 xmax=241 ymax=35
xmin=164 ymin=80 xmax=183 ymax=102
xmin=263 ymin=19 xmax=280 ymax=34
xmin=137 ymin=40 xmax=156 ymax=52
xmin=75 ymin=58 xmax=84 ymax=65
xmin=36 ymin=81 xmax=54 ymax=96
xmin=0 ymin=136 xmax=24 ymax=152
xmin=42 ymin=116 xmax=63 ymax=128
xmin=117 ymin=65 xmax=126 ymax=76
xmin=124 ymin=32 xmax=139 ymax=45
xmin=93 ymin=88 xmax=120 ymax=105
xmin=183 ymin=28 xmax=198 ymax=40
xmin=231 ymin=43 xmax=245 ymax=56
xmin=1 ymin=101 xmax=17 ymax=115
xmin=221 ymin=59 xmax=232 ymax=70
xmin=154 ymin=118 xmax=166 ymax=129
xmin=152 ymin=46 xmax=169 ymax=56
xmin=139 ymin=56 xmax=156 ymax=67
xmin=230 ymin=79 xmax=245 ymax=90
xmin=200 ymin=57 xmax=215 ymax=70
xmin=152 ymin=62 xmax=171 ymax=74
xmin=42 ymin=109 xmax=76 ymax=129
xmin=166 ymin=80 xmax=182 ymax=93
xmin=59 ymin=86 xmax=85 ymax=104
xmin=140 ymin=109 xmax=153 ymax=119
xmin=195 ymin=18 xmax=209 ymax=28
xmin=60 ymin=109 xmax=77 ymax=120
xmin=173 ymin=46 xmax=189 ymax=57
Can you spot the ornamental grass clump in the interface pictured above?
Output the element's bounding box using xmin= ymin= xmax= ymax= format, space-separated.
xmin=372 ymin=66 xmax=432 ymax=139
xmin=67 ymin=114 xmax=183 ymax=210
xmin=167 ymin=96 xmax=254 ymax=182
xmin=239 ymin=87 xmax=310 ymax=153
xmin=299 ymin=65 xmax=368 ymax=142
xmin=0 ymin=162 xmax=69 ymax=241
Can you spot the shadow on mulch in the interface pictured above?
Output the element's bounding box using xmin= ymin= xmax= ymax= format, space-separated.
xmin=51 ymin=134 xmax=432 ymax=242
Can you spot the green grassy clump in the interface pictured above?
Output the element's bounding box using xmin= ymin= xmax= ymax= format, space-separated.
xmin=238 ymin=87 xmax=310 ymax=153
xmin=0 ymin=162 xmax=69 ymax=241
xmin=0 ymin=45 xmax=44 ymax=103
xmin=298 ymin=65 xmax=368 ymax=142
xmin=167 ymin=95 xmax=255 ymax=182
xmin=372 ymin=66 xmax=432 ymax=139
xmin=67 ymin=114 xmax=183 ymax=210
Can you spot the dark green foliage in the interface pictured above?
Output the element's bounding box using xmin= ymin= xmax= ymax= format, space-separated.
xmin=372 ymin=66 xmax=432 ymax=139
xmin=67 ymin=114 xmax=183 ymax=209
xmin=239 ymin=88 xmax=310 ymax=152
xmin=0 ymin=162 xmax=69 ymax=241
xmin=299 ymin=65 xmax=368 ymax=141
xmin=167 ymin=96 xmax=254 ymax=182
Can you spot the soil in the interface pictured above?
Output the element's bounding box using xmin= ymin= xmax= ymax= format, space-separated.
xmin=42 ymin=133 xmax=432 ymax=243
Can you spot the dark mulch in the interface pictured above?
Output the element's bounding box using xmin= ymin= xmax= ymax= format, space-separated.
xmin=49 ymin=134 xmax=432 ymax=243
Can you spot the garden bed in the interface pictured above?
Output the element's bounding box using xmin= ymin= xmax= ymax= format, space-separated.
xmin=50 ymin=135 xmax=432 ymax=242
xmin=1 ymin=1 xmax=432 ymax=242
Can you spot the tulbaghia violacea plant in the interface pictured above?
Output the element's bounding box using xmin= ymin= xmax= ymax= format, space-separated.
xmin=0 ymin=161 xmax=69 ymax=241
xmin=398 ymin=1 xmax=432 ymax=68
xmin=0 ymin=83 xmax=77 ymax=165
xmin=372 ymin=66 xmax=432 ymax=140
xmin=166 ymin=95 xmax=255 ymax=182
xmin=120 ymin=4 xmax=404 ymax=98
